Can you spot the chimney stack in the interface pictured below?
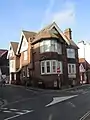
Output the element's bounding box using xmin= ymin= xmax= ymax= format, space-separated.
xmin=64 ymin=28 xmax=72 ymax=40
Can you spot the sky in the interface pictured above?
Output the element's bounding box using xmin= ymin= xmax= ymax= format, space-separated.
xmin=0 ymin=0 xmax=90 ymax=49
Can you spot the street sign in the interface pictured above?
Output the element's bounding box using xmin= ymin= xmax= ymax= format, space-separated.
xmin=79 ymin=64 xmax=85 ymax=72
xmin=57 ymin=67 xmax=61 ymax=74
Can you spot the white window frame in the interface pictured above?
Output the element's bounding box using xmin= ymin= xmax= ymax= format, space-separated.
xmin=52 ymin=60 xmax=57 ymax=74
xmin=24 ymin=51 xmax=27 ymax=60
xmin=68 ymin=64 xmax=76 ymax=74
xmin=40 ymin=40 xmax=62 ymax=54
xmin=46 ymin=60 xmax=51 ymax=74
xmin=41 ymin=60 xmax=63 ymax=75
xmin=41 ymin=61 xmax=45 ymax=74
xmin=67 ymin=49 xmax=75 ymax=58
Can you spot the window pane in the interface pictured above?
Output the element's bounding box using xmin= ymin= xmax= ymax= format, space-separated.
xmin=67 ymin=49 xmax=75 ymax=58
xmin=55 ymin=41 xmax=57 ymax=52
xmin=46 ymin=61 xmax=50 ymax=73
xmin=44 ymin=40 xmax=51 ymax=52
xmin=51 ymin=40 xmax=55 ymax=52
xmin=72 ymin=65 xmax=74 ymax=73
xmin=40 ymin=46 xmax=44 ymax=53
xmin=52 ymin=61 xmax=56 ymax=73
xmin=58 ymin=43 xmax=62 ymax=54
xmin=41 ymin=62 xmax=45 ymax=74
xmin=68 ymin=64 xmax=71 ymax=73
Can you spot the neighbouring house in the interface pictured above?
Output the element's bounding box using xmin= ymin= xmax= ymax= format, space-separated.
xmin=78 ymin=40 xmax=90 ymax=64
xmin=79 ymin=58 xmax=90 ymax=84
xmin=7 ymin=42 xmax=20 ymax=84
xmin=78 ymin=41 xmax=90 ymax=84
xmin=0 ymin=49 xmax=9 ymax=79
xmin=8 ymin=22 xmax=79 ymax=88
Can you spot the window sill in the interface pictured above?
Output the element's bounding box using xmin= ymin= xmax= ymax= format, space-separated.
xmin=41 ymin=73 xmax=63 ymax=75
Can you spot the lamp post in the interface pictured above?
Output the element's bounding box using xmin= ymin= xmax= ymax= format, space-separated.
xmin=83 ymin=41 xmax=87 ymax=83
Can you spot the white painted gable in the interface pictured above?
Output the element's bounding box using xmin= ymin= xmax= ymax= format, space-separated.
xmin=7 ymin=44 xmax=14 ymax=59
xmin=79 ymin=64 xmax=85 ymax=72
xmin=20 ymin=37 xmax=28 ymax=53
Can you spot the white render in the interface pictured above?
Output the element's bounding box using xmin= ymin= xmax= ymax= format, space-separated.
xmin=9 ymin=60 xmax=16 ymax=72
xmin=78 ymin=41 xmax=90 ymax=64
xmin=20 ymin=37 xmax=28 ymax=53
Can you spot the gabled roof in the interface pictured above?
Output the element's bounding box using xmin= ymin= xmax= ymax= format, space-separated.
xmin=22 ymin=30 xmax=36 ymax=41
xmin=32 ymin=22 xmax=70 ymax=44
xmin=65 ymin=35 xmax=78 ymax=48
xmin=32 ymin=22 xmax=78 ymax=48
xmin=10 ymin=42 xmax=19 ymax=54
xmin=0 ymin=49 xmax=8 ymax=58
xmin=16 ymin=30 xmax=36 ymax=54
xmin=32 ymin=30 xmax=59 ymax=43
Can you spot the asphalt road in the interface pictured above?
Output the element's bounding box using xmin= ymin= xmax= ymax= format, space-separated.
xmin=0 ymin=84 xmax=90 ymax=120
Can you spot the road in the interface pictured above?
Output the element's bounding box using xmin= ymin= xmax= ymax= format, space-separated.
xmin=0 ymin=84 xmax=90 ymax=120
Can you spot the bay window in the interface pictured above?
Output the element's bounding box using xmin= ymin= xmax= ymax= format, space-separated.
xmin=41 ymin=60 xmax=63 ymax=74
xmin=40 ymin=39 xmax=62 ymax=54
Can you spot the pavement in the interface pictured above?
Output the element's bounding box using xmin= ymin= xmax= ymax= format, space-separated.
xmin=0 ymin=84 xmax=90 ymax=120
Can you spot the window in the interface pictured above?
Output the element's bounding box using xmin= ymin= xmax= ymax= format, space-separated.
xmin=67 ymin=49 xmax=75 ymax=58
xmin=40 ymin=41 xmax=44 ymax=53
xmin=57 ymin=43 xmax=62 ymax=54
xmin=52 ymin=60 xmax=57 ymax=73
xmin=10 ymin=60 xmax=15 ymax=72
xmin=44 ymin=40 xmax=51 ymax=52
xmin=41 ymin=61 xmax=45 ymax=74
xmin=46 ymin=61 xmax=51 ymax=73
xmin=51 ymin=40 xmax=57 ymax=52
xmin=68 ymin=64 xmax=71 ymax=73
xmin=68 ymin=64 xmax=76 ymax=74
xmin=24 ymin=51 xmax=27 ymax=60
xmin=41 ymin=60 xmax=63 ymax=74
xmin=40 ymin=40 xmax=62 ymax=54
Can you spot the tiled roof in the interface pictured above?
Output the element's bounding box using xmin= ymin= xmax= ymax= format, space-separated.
xmin=79 ymin=58 xmax=90 ymax=69
xmin=31 ymin=22 xmax=78 ymax=48
xmin=32 ymin=30 xmax=59 ymax=44
xmin=0 ymin=49 xmax=8 ymax=57
xmin=22 ymin=30 xmax=36 ymax=42
xmin=10 ymin=42 xmax=19 ymax=54
xmin=79 ymin=58 xmax=85 ymax=63
xmin=65 ymin=35 xmax=78 ymax=48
